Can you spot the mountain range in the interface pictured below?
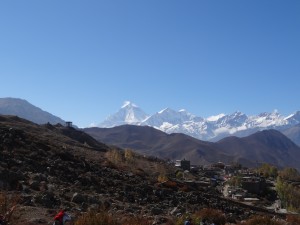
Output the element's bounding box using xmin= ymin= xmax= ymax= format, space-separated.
xmin=98 ymin=101 xmax=300 ymax=145
xmin=1 ymin=97 xmax=300 ymax=170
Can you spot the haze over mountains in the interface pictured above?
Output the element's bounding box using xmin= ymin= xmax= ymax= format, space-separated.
xmin=98 ymin=101 xmax=300 ymax=144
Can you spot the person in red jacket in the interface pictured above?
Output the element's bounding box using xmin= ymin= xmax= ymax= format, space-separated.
xmin=53 ymin=209 xmax=71 ymax=225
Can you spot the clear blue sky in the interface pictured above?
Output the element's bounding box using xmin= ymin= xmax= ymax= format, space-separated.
xmin=0 ymin=0 xmax=299 ymax=127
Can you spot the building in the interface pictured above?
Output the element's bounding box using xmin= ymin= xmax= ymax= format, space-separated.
xmin=175 ymin=159 xmax=191 ymax=171
xmin=241 ymin=176 xmax=266 ymax=194
xmin=65 ymin=121 xmax=73 ymax=127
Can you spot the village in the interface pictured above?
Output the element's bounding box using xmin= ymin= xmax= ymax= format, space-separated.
xmin=174 ymin=159 xmax=287 ymax=214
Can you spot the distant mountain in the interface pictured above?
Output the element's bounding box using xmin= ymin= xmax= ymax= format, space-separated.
xmin=97 ymin=102 xmax=300 ymax=142
xmin=84 ymin=125 xmax=300 ymax=171
xmin=285 ymin=111 xmax=300 ymax=125
xmin=214 ymin=129 xmax=300 ymax=170
xmin=0 ymin=97 xmax=65 ymax=125
xmin=282 ymin=123 xmax=300 ymax=146
xmin=99 ymin=101 xmax=148 ymax=127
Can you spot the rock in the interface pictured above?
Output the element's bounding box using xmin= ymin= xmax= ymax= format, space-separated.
xmin=71 ymin=192 xmax=86 ymax=204
xmin=29 ymin=181 xmax=40 ymax=191
xmin=151 ymin=207 xmax=163 ymax=215
xmin=33 ymin=191 xmax=59 ymax=208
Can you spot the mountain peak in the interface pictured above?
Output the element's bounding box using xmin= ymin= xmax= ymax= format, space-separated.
xmin=121 ymin=101 xmax=138 ymax=108
xmin=158 ymin=107 xmax=174 ymax=114
xmin=99 ymin=101 xmax=148 ymax=127
xmin=285 ymin=111 xmax=300 ymax=125
xmin=206 ymin=113 xmax=226 ymax=122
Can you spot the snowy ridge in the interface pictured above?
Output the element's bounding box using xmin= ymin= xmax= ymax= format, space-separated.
xmin=98 ymin=102 xmax=300 ymax=141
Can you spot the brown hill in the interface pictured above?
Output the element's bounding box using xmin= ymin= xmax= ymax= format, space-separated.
xmin=214 ymin=129 xmax=300 ymax=170
xmin=85 ymin=125 xmax=300 ymax=171
xmin=84 ymin=125 xmax=232 ymax=165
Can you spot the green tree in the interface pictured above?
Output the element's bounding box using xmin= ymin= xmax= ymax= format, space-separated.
xmin=227 ymin=175 xmax=241 ymax=187
xmin=257 ymin=163 xmax=278 ymax=178
xmin=278 ymin=167 xmax=300 ymax=181
xmin=124 ymin=149 xmax=134 ymax=163
xmin=276 ymin=167 xmax=300 ymax=211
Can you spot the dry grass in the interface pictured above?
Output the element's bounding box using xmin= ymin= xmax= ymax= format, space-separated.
xmin=286 ymin=214 xmax=300 ymax=225
xmin=74 ymin=211 xmax=153 ymax=225
xmin=174 ymin=208 xmax=226 ymax=225
xmin=74 ymin=211 xmax=118 ymax=225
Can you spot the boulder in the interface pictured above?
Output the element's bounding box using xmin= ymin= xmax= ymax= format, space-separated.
xmin=71 ymin=192 xmax=87 ymax=204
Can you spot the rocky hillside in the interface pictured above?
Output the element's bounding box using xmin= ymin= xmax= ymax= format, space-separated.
xmin=0 ymin=115 xmax=282 ymax=225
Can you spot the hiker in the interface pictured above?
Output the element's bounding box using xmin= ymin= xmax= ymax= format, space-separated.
xmin=53 ymin=209 xmax=71 ymax=225
xmin=184 ymin=218 xmax=191 ymax=225
xmin=0 ymin=205 xmax=16 ymax=225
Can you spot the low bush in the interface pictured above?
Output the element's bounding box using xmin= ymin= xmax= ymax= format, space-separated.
xmin=194 ymin=208 xmax=226 ymax=225
xmin=175 ymin=208 xmax=226 ymax=225
xmin=0 ymin=192 xmax=19 ymax=224
xmin=286 ymin=214 xmax=300 ymax=225
xmin=237 ymin=215 xmax=284 ymax=225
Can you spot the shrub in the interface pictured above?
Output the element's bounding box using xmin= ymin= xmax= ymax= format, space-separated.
xmin=176 ymin=171 xmax=183 ymax=179
xmin=124 ymin=149 xmax=134 ymax=163
xmin=194 ymin=208 xmax=226 ymax=225
xmin=237 ymin=215 xmax=284 ymax=225
xmin=0 ymin=192 xmax=19 ymax=224
xmin=121 ymin=216 xmax=153 ymax=225
xmin=158 ymin=174 xmax=169 ymax=183
xmin=175 ymin=208 xmax=226 ymax=225
xmin=106 ymin=149 xmax=124 ymax=164
xmin=286 ymin=214 xmax=300 ymax=225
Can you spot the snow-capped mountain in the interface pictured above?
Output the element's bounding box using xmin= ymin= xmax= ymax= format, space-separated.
xmin=285 ymin=111 xmax=300 ymax=125
xmin=98 ymin=102 xmax=300 ymax=141
xmin=141 ymin=108 xmax=202 ymax=127
xmin=99 ymin=101 xmax=148 ymax=127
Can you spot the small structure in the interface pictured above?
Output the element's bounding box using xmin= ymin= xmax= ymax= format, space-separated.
xmin=65 ymin=121 xmax=73 ymax=128
xmin=175 ymin=159 xmax=191 ymax=171
xmin=241 ymin=176 xmax=266 ymax=194
xmin=212 ymin=161 xmax=225 ymax=169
